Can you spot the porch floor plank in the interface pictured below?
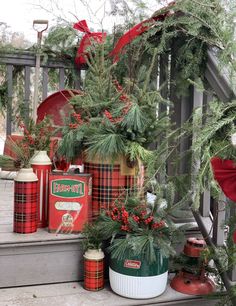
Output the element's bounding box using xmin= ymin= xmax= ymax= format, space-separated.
xmin=0 ymin=281 xmax=218 ymax=306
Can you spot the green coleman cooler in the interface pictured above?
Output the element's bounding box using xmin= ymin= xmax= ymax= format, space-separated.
xmin=109 ymin=248 xmax=168 ymax=299
xmin=48 ymin=172 xmax=92 ymax=234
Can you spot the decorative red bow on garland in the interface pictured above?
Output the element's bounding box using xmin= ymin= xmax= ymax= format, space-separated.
xmin=73 ymin=1 xmax=175 ymax=67
xmin=73 ymin=20 xmax=106 ymax=67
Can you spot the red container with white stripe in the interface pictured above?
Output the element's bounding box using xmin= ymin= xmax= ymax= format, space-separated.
xmin=31 ymin=150 xmax=52 ymax=228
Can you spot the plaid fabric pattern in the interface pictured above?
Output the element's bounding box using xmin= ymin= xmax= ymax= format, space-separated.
xmin=84 ymin=160 xmax=143 ymax=218
xmin=84 ymin=258 xmax=104 ymax=291
xmin=14 ymin=181 xmax=38 ymax=234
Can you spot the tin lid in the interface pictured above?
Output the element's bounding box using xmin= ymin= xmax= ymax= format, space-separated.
xmin=84 ymin=249 xmax=104 ymax=260
xmin=51 ymin=171 xmax=91 ymax=177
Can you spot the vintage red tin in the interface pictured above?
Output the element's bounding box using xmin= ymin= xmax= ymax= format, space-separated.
xmin=48 ymin=172 xmax=92 ymax=234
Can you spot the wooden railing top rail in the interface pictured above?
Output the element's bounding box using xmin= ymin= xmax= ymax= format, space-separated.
xmin=0 ymin=51 xmax=76 ymax=69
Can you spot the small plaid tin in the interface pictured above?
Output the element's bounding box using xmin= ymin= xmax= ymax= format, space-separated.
xmin=84 ymin=249 xmax=105 ymax=291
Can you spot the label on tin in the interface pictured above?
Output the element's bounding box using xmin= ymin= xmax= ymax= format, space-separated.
xmin=124 ymin=260 xmax=141 ymax=269
xmin=55 ymin=201 xmax=82 ymax=211
xmin=61 ymin=213 xmax=74 ymax=227
xmin=51 ymin=179 xmax=85 ymax=198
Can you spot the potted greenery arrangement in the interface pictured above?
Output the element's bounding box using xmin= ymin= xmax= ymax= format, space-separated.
xmin=58 ymin=43 xmax=169 ymax=218
xmin=82 ymin=181 xmax=186 ymax=299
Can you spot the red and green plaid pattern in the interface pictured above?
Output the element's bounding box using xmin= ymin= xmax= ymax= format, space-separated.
xmin=14 ymin=181 xmax=38 ymax=234
xmin=84 ymin=162 xmax=138 ymax=218
xmin=84 ymin=258 xmax=104 ymax=291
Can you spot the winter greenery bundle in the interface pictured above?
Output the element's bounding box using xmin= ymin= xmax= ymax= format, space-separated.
xmin=0 ymin=116 xmax=54 ymax=169
xmin=58 ymin=44 xmax=169 ymax=164
xmin=82 ymin=181 xmax=188 ymax=263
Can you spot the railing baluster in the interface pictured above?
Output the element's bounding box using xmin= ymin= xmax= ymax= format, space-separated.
xmin=6 ymin=64 xmax=13 ymax=135
xmin=212 ymin=194 xmax=226 ymax=246
xmin=24 ymin=66 xmax=31 ymax=121
xmin=42 ymin=67 xmax=48 ymax=100
xmin=200 ymin=190 xmax=211 ymax=217
xmin=59 ymin=68 xmax=65 ymax=89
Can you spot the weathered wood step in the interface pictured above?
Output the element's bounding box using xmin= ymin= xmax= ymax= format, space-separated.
xmin=0 ymin=281 xmax=219 ymax=306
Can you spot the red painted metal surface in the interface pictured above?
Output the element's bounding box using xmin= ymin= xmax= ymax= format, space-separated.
xmin=171 ymin=237 xmax=215 ymax=295
xmin=48 ymin=172 xmax=92 ymax=234
xmin=183 ymin=237 xmax=206 ymax=257
xmin=32 ymin=164 xmax=51 ymax=228
xmin=170 ymin=271 xmax=215 ymax=295
xmin=37 ymin=89 xmax=82 ymax=128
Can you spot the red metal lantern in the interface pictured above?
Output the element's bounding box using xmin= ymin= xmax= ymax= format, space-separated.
xmin=170 ymin=237 xmax=215 ymax=295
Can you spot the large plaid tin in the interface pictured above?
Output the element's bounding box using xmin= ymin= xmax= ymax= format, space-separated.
xmin=14 ymin=181 xmax=38 ymax=234
xmin=84 ymin=155 xmax=144 ymax=218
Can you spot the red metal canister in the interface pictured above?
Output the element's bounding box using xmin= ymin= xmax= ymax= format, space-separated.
xmin=14 ymin=168 xmax=38 ymax=234
xmin=31 ymin=150 xmax=52 ymax=228
xmin=48 ymin=172 xmax=92 ymax=234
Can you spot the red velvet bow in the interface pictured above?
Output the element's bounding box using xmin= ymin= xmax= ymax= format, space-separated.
xmin=211 ymin=157 xmax=236 ymax=202
xmin=73 ymin=20 xmax=106 ymax=67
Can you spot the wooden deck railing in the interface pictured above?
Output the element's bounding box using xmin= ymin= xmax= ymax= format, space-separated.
xmin=0 ymin=51 xmax=80 ymax=135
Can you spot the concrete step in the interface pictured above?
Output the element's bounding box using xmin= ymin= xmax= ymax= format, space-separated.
xmin=0 ymin=281 xmax=219 ymax=306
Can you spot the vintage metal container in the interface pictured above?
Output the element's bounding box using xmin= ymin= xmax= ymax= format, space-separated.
xmin=48 ymin=172 xmax=92 ymax=234
xmin=14 ymin=168 xmax=38 ymax=234
xmin=84 ymin=155 xmax=144 ymax=219
xmin=84 ymin=249 xmax=105 ymax=291
xmin=109 ymin=248 xmax=168 ymax=299
xmin=31 ymin=150 xmax=52 ymax=228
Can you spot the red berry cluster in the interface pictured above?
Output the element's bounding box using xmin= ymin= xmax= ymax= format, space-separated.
xmin=106 ymin=203 xmax=165 ymax=233
xmin=69 ymin=113 xmax=84 ymax=129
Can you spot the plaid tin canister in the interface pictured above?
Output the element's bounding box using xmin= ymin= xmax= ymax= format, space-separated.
xmin=14 ymin=168 xmax=38 ymax=234
xmin=84 ymin=249 xmax=105 ymax=291
xmin=84 ymin=155 xmax=144 ymax=218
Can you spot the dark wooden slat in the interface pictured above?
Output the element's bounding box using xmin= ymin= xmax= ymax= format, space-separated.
xmin=59 ymin=68 xmax=65 ymax=89
xmin=24 ymin=66 xmax=31 ymax=121
xmin=42 ymin=67 xmax=49 ymax=100
xmin=6 ymin=65 xmax=13 ymax=135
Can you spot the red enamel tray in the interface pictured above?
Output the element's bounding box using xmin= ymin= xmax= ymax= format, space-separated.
xmin=37 ymin=89 xmax=82 ymax=127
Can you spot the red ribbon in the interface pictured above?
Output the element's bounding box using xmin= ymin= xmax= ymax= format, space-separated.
xmin=211 ymin=157 xmax=236 ymax=202
xmin=73 ymin=2 xmax=175 ymax=67
xmin=73 ymin=20 xmax=106 ymax=67
xmin=109 ymin=1 xmax=175 ymax=62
